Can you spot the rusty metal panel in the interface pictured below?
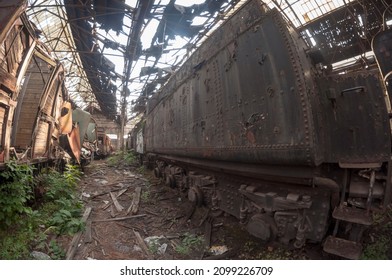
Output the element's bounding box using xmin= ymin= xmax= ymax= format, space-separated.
xmin=67 ymin=125 xmax=81 ymax=163
xmin=315 ymin=69 xmax=391 ymax=164
xmin=145 ymin=0 xmax=391 ymax=168
xmin=146 ymin=2 xmax=319 ymax=165
xmin=59 ymin=101 xmax=73 ymax=134
xmin=72 ymin=108 xmax=91 ymax=146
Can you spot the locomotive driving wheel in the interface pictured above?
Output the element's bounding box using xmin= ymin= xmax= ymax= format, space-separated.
xmin=246 ymin=213 xmax=278 ymax=242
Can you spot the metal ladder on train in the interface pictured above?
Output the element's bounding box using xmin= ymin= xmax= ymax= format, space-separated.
xmin=323 ymin=170 xmax=376 ymax=259
xmin=324 ymin=20 xmax=392 ymax=259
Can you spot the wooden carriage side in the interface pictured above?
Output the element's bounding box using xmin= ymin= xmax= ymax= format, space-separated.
xmin=0 ymin=1 xmax=66 ymax=167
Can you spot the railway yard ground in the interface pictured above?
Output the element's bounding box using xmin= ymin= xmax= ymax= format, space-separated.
xmin=65 ymin=157 xmax=308 ymax=260
xmin=60 ymin=153 xmax=392 ymax=260
xmin=1 ymin=152 xmax=391 ymax=260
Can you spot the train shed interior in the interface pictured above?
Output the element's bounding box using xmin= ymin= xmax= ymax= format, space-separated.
xmin=23 ymin=0 xmax=392 ymax=150
xmin=1 ymin=0 xmax=392 ymax=261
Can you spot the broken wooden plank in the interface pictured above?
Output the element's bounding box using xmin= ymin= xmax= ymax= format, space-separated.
xmin=110 ymin=204 xmax=116 ymax=218
xmin=102 ymin=201 xmax=111 ymax=210
xmin=144 ymin=209 xmax=159 ymax=216
xmin=133 ymin=230 xmax=153 ymax=258
xmin=84 ymin=220 xmax=92 ymax=243
xmin=110 ymin=191 xmax=124 ymax=212
xmin=101 ymin=187 xmax=129 ymax=210
xmin=66 ymin=207 xmax=92 ymax=260
xmin=92 ymin=214 xmax=146 ymax=222
xmin=117 ymin=188 xmax=128 ymax=198
xmin=127 ymin=187 xmax=141 ymax=215
xmin=126 ymin=196 xmax=135 ymax=215
xmin=91 ymin=185 xmax=128 ymax=198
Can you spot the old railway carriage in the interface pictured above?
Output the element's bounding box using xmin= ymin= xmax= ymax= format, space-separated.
xmin=138 ymin=0 xmax=392 ymax=259
xmin=0 ymin=1 xmax=76 ymax=168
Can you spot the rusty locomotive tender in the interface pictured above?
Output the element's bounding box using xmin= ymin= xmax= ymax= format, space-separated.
xmin=130 ymin=0 xmax=392 ymax=259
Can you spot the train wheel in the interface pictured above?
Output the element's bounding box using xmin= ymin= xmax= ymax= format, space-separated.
xmin=246 ymin=214 xmax=277 ymax=242
xmin=166 ymin=174 xmax=176 ymax=188
xmin=188 ymin=186 xmax=203 ymax=206
xmin=153 ymin=167 xmax=161 ymax=178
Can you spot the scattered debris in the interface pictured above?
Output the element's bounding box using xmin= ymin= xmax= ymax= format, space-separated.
xmin=31 ymin=251 xmax=51 ymax=260
xmin=82 ymin=192 xmax=91 ymax=198
xmin=110 ymin=191 xmax=124 ymax=212
xmin=133 ymin=230 xmax=153 ymax=258
xmin=92 ymin=214 xmax=147 ymax=222
xmin=127 ymin=187 xmax=141 ymax=215
xmin=66 ymin=207 xmax=92 ymax=260
xmin=208 ymin=245 xmax=229 ymax=255
xmin=70 ymin=159 xmax=307 ymax=260
xmin=84 ymin=220 xmax=92 ymax=243
xmin=144 ymin=236 xmax=168 ymax=255
xmin=94 ymin=179 xmax=108 ymax=185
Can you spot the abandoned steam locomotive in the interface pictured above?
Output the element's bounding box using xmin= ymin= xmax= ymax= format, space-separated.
xmin=132 ymin=0 xmax=392 ymax=259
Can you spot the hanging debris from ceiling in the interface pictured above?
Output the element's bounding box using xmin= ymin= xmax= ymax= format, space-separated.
xmin=64 ymin=0 xmax=120 ymax=118
xmin=93 ymin=0 xmax=126 ymax=33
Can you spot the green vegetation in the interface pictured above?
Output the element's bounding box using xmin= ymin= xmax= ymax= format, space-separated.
xmin=137 ymin=165 xmax=146 ymax=174
xmin=107 ymin=151 xmax=137 ymax=167
xmin=175 ymin=233 xmax=204 ymax=255
xmin=361 ymin=207 xmax=392 ymax=260
xmin=0 ymin=160 xmax=34 ymax=227
xmin=141 ymin=188 xmax=151 ymax=203
xmin=0 ymin=163 xmax=84 ymax=259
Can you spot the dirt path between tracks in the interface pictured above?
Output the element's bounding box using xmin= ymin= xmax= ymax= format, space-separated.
xmin=61 ymin=158 xmax=323 ymax=260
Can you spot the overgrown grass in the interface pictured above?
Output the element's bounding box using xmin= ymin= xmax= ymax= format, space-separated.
xmin=0 ymin=163 xmax=84 ymax=259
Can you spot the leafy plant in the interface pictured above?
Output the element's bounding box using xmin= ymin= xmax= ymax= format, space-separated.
xmin=124 ymin=152 xmax=137 ymax=165
xmin=0 ymin=163 xmax=84 ymax=259
xmin=48 ymin=205 xmax=84 ymax=235
xmin=175 ymin=233 xmax=204 ymax=255
xmin=0 ymin=161 xmax=35 ymax=227
xmin=107 ymin=151 xmax=137 ymax=167
xmin=137 ymin=165 xmax=146 ymax=174
xmin=0 ymin=227 xmax=33 ymax=259
xmin=63 ymin=164 xmax=82 ymax=188
xmin=141 ymin=188 xmax=150 ymax=203
xmin=48 ymin=240 xmax=65 ymax=260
